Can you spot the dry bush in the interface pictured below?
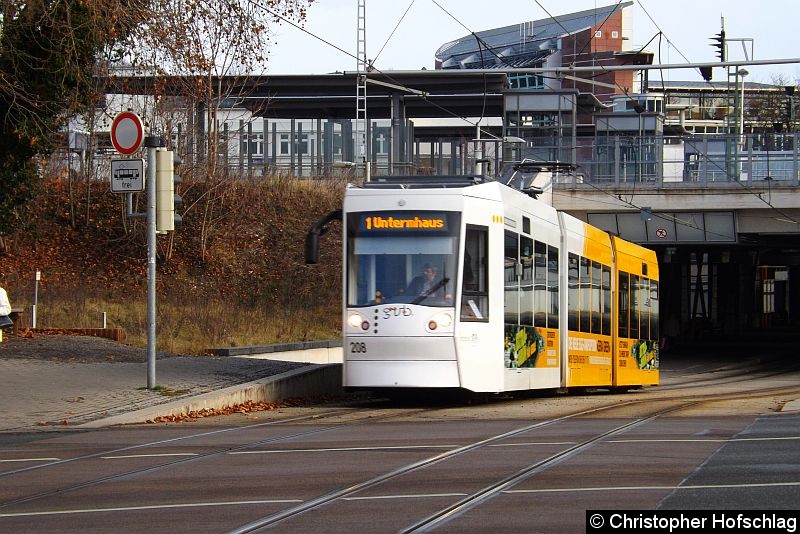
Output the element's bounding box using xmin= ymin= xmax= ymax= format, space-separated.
xmin=1 ymin=173 xmax=346 ymax=354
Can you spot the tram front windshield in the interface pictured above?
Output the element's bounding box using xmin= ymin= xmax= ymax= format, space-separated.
xmin=347 ymin=211 xmax=460 ymax=307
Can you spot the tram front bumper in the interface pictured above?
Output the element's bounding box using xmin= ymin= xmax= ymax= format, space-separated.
xmin=343 ymin=336 xmax=459 ymax=388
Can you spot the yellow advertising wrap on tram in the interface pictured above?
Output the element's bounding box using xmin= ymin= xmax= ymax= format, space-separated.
xmin=504 ymin=326 xmax=560 ymax=369
xmin=612 ymin=236 xmax=660 ymax=387
xmin=566 ymin=332 xmax=613 ymax=386
xmin=563 ymin=223 xmax=615 ymax=387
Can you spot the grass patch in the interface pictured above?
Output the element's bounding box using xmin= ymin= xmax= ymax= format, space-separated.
xmin=138 ymin=385 xmax=191 ymax=397
xmin=23 ymin=292 xmax=341 ymax=355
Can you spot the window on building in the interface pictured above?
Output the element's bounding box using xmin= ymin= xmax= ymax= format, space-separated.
xmin=297 ymin=133 xmax=309 ymax=155
xmin=242 ymin=132 xmax=264 ymax=157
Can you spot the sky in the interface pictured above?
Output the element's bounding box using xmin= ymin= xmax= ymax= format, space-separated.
xmin=263 ymin=0 xmax=800 ymax=84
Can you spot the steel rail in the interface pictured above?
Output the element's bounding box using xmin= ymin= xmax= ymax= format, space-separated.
xmin=0 ymin=404 xmax=432 ymax=509
xmin=228 ymin=400 xmax=646 ymax=533
xmin=401 ymin=384 xmax=800 ymax=532
xmin=229 ymin=382 xmax=800 ymax=533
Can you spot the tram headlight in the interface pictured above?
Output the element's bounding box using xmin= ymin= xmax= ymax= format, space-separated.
xmin=347 ymin=312 xmax=368 ymax=330
xmin=427 ymin=311 xmax=453 ymax=332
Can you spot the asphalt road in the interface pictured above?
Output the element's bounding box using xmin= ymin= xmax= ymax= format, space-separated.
xmin=0 ymin=354 xmax=798 ymax=533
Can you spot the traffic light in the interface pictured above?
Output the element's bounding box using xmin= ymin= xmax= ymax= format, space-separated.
xmin=171 ymin=153 xmax=183 ymax=228
xmin=155 ymin=148 xmax=182 ymax=232
xmin=785 ymin=86 xmax=796 ymax=131
xmin=710 ymin=30 xmax=726 ymax=62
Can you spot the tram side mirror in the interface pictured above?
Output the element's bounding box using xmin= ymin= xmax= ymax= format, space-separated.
xmin=305 ymin=232 xmax=320 ymax=265
xmin=522 ymin=186 xmax=543 ymax=199
xmin=304 ymin=208 xmax=343 ymax=265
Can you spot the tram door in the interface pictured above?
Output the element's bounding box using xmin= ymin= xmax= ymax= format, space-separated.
xmin=757 ymin=266 xmax=790 ymax=327
xmin=612 ymin=236 xmax=660 ymax=387
xmin=500 ymin=220 xmax=561 ymax=391
xmin=460 ymin=225 xmax=489 ymax=322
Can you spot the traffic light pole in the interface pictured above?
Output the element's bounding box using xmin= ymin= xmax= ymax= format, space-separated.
xmin=145 ymin=135 xmax=163 ymax=389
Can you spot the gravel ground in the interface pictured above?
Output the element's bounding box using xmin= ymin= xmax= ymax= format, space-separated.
xmin=0 ymin=331 xmax=185 ymax=363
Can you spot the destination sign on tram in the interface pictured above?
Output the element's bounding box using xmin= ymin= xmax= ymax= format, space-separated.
xmin=357 ymin=212 xmax=449 ymax=233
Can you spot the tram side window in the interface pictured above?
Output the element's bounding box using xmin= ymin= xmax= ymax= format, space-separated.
xmin=534 ymin=241 xmax=547 ymax=328
xmin=602 ymin=266 xmax=611 ymax=335
xmin=650 ymin=280 xmax=660 ymax=343
xmin=618 ymin=272 xmax=629 ymax=338
xmin=576 ymin=257 xmax=586 ymax=331
xmin=520 ymin=236 xmax=534 ymax=326
xmin=580 ymin=257 xmax=592 ymax=333
xmin=504 ymin=231 xmax=520 ymax=325
xmin=591 ymin=261 xmax=602 ymax=334
xmin=461 ymin=226 xmax=489 ymax=322
xmin=547 ymin=246 xmax=559 ymax=328
xmin=568 ymin=253 xmax=579 ymax=331
xmin=630 ymin=274 xmax=640 ymax=339
xmin=639 ymin=277 xmax=650 ymax=340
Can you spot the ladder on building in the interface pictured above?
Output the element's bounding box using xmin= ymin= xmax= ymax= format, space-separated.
xmin=356 ymin=0 xmax=369 ymax=180
xmin=725 ymin=65 xmax=739 ymax=180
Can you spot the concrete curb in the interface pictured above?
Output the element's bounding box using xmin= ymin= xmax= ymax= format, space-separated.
xmin=77 ymin=363 xmax=343 ymax=428
xmin=781 ymin=399 xmax=800 ymax=412
xmin=209 ymin=339 xmax=342 ymax=357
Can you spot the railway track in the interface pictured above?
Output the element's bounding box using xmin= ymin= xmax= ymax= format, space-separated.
xmin=228 ymin=383 xmax=800 ymax=532
xmin=0 ymin=361 xmax=797 ymax=532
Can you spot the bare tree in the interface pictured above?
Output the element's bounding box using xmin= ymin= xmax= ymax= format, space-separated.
xmin=0 ymin=0 xmax=151 ymax=247
xmin=744 ymin=74 xmax=799 ymax=133
xmin=111 ymin=0 xmax=313 ymax=260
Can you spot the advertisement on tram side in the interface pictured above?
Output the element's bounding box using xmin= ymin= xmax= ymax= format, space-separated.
xmin=504 ymin=325 xmax=558 ymax=368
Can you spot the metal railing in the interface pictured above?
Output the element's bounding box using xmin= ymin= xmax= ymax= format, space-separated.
xmin=47 ymin=132 xmax=800 ymax=187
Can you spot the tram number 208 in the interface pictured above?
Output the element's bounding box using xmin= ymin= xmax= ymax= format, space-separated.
xmin=349 ymin=342 xmax=367 ymax=354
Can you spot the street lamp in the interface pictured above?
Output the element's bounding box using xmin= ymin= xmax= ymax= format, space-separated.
xmin=738 ymin=68 xmax=749 ymax=142
xmin=736 ymin=68 xmax=749 ymax=181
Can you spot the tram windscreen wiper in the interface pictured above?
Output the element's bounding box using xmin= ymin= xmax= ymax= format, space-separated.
xmin=411 ymin=277 xmax=450 ymax=305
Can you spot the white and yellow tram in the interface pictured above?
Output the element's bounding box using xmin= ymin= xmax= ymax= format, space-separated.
xmin=307 ymin=175 xmax=659 ymax=394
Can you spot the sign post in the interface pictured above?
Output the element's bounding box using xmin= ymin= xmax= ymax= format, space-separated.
xmin=144 ymin=135 xmax=162 ymax=389
xmin=109 ymin=111 xmax=161 ymax=390
xmin=32 ymin=270 xmax=40 ymax=329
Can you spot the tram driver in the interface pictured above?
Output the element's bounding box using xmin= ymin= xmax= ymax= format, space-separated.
xmin=406 ymin=263 xmax=452 ymax=302
xmin=407 ymin=263 xmax=439 ymax=295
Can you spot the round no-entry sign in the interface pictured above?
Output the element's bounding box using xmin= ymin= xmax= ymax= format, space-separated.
xmin=110 ymin=111 xmax=144 ymax=155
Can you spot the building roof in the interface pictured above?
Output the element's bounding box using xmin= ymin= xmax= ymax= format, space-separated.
xmin=435 ymin=2 xmax=633 ymax=69
xmin=646 ymin=80 xmax=783 ymax=92
xmin=104 ymin=71 xmax=511 ymax=120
